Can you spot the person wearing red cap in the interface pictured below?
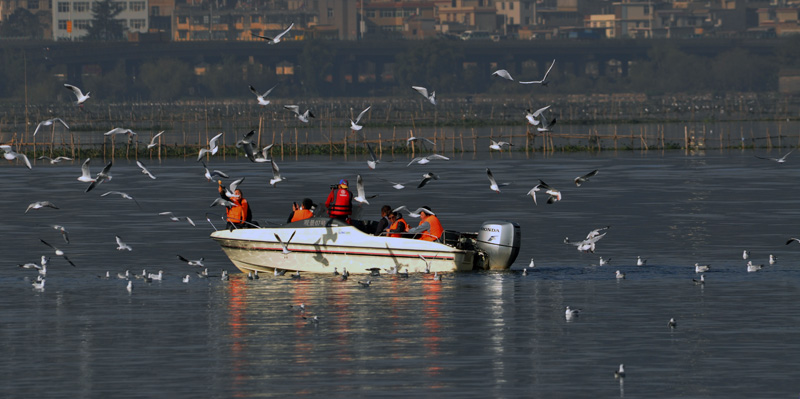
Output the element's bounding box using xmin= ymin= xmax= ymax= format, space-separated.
xmin=325 ymin=179 xmax=353 ymax=223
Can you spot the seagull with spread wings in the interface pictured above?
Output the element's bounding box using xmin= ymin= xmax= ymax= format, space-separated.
xmin=251 ymin=22 xmax=294 ymax=44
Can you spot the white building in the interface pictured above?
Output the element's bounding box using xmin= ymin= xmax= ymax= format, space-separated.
xmin=52 ymin=0 xmax=148 ymax=40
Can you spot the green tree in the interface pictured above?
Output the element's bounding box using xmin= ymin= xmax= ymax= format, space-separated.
xmin=0 ymin=8 xmax=43 ymax=39
xmin=85 ymin=0 xmax=125 ymax=41
xmin=139 ymin=58 xmax=194 ymax=100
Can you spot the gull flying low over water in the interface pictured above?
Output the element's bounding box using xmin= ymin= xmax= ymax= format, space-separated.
xmin=491 ymin=69 xmax=514 ymax=81
xmin=755 ymin=149 xmax=794 ymax=163
xmin=411 ymin=86 xmax=436 ymax=105
xmin=486 ymin=168 xmax=511 ymax=193
xmin=786 ymin=237 xmax=800 ymax=246
xmin=40 ymin=239 xmax=76 ymax=267
xmin=64 ymin=83 xmax=90 ymax=106
xmin=574 ymin=170 xmax=599 ymax=186
xmin=197 ymin=132 xmax=224 ymax=161
xmin=350 ymin=105 xmax=371 ymax=131
xmin=202 ymin=161 xmax=229 ymax=182
xmin=222 ymin=177 xmax=245 ymax=198
xmin=269 ymin=159 xmax=286 ymax=187
xmin=489 ymin=140 xmax=513 ymax=151
xmin=25 ymin=201 xmax=58 ymax=214
xmin=519 ymin=59 xmax=555 ymax=86
xmin=525 ymin=105 xmax=550 ymax=126
xmin=37 ymin=156 xmax=73 ymax=164
xmin=235 ymin=130 xmax=257 ymax=162
xmin=407 ymin=153 xmax=449 ymax=166
xmin=366 ymin=142 xmax=380 ymax=170
xmin=564 ymin=233 xmax=606 ymax=253
xmin=378 ymin=177 xmax=410 ymax=190
xmin=159 ymin=212 xmax=196 ymax=226
xmin=249 ymin=84 xmax=276 ymax=106
xmin=136 ymin=160 xmax=156 ymax=179
xmin=100 ymin=191 xmax=140 ymax=208
xmin=33 ymin=118 xmax=69 ymax=137
xmin=51 ymin=224 xmax=70 ymax=243
xmin=146 ymin=131 xmax=164 ymax=149
xmin=418 ymin=172 xmax=439 ymax=188
xmin=115 ymin=235 xmax=132 ymax=251
xmin=77 ymin=158 xmax=94 ymax=182
xmin=284 ymin=105 xmax=314 ymax=123
xmin=177 ymin=255 xmax=204 ymax=267
xmin=251 ymin=22 xmax=294 ymax=44
xmin=599 ymin=257 xmax=611 ymax=266
xmin=526 ymin=180 xmax=562 ymax=205
xmin=537 ymin=113 xmax=557 ymax=132
xmin=254 ymin=144 xmax=273 ymax=163
xmin=210 ymin=197 xmax=236 ymax=208
xmin=0 ymin=145 xmax=32 ymax=169
xmin=85 ymin=161 xmax=112 ymax=192
xmin=407 ymin=136 xmax=437 ymax=149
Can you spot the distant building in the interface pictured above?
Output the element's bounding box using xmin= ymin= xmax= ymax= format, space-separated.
xmin=0 ymin=0 xmax=53 ymax=38
xmin=585 ymin=13 xmax=616 ymax=37
xmin=52 ymin=0 xmax=149 ymax=40
xmin=361 ymin=1 xmax=436 ymax=39
xmin=613 ymin=0 xmax=654 ymax=38
xmin=756 ymin=6 xmax=800 ymax=35
xmin=434 ymin=0 xmax=498 ymax=32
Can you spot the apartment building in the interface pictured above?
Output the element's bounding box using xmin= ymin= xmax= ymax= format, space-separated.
xmin=52 ymin=0 xmax=148 ymax=40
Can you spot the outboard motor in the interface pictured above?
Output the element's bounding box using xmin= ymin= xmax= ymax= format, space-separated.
xmin=475 ymin=221 xmax=521 ymax=270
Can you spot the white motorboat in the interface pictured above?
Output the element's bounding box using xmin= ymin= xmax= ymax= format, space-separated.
xmin=211 ymin=218 xmax=520 ymax=275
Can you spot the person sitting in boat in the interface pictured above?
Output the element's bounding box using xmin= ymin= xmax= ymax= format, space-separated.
xmin=325 ymin=179 xmax=353 ymax=223
xmin=288 ymin=198 xmax=314 ymax=223
xmin=218 ymin=181 xmax=252 ymax=230
xmin=407 ymin=206 xmax=443 ymax=242
xmin=373 ymin=205 xmax=392 ymax=235
xmin=385 ymin=211 xmax=409 ymax=238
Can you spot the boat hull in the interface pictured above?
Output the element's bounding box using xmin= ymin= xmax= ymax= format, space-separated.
xmin=210 ymin=219 xmax=476 ymax=274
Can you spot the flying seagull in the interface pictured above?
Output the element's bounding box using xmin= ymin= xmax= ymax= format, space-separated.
xmin=40 ymin=239 xmax=76 ymax=267
xmin=249 ymin=84 xmax=276 ymax=106
xmin=526 ymin=180 xmax=562 ymax=205
xmin=85 ymin=161 xmax=112 ymax=192
xmin=407 ymin=154 xmax=449 ymax=167
xmin=269 ymin=159 xmax=286 ymax=187
xmin=520 ymin=59 xmax=555 ymax=85
xmin=77 ymin=158 xmax=94 ymax=182
xmin=37 ymin=156 xmax=73 ymax=164
xmin=115 ymin=235 xmax=132 ymax=251
xmin=350 ymin=105 xmax=371 ymax=131
xmin=251 ymin=22 xmax=294 ymax=44
xmin=197 ymin=132 xmax=224 ymax=161
xmin=0 ymin=145 xmax=32 ymax=169
xmin=366 ymin=142 xmax=380 ymax=170
xmin=411 ymin=86 xmax=436 ymax=105
xmin=146 ymin=131 xmax=164 ymax=149
xmin=100 ymin=191 xmax=141 ymax=208
xmin=25 ymin=201 xmax=58 ymax=214
xmin=525 ymin=105 xmax=551 ymax=126
xmin=755 ymin=149 xmax=794 ymax=163
xmin=489 ymin=140 xmax=513 ymax=151
xmin=284 ymin=105 xmax=314 ymax=123
xmin=33 ymin=118 xmax=69 ymax=137
xmin=486 ymin=168 xmax=510 ymax=193
xmin=64 ymin=83 xmax=90 ymax=105
xmin=354 ymin=174 xmax=370 ymax=205
xmin=136 ymin=160 xmax=156 ymax=179
xmin=491 ymin=69 xmax=514 ymax=81
xmin=574 ymin=170 xmax=599 ymax=186
xmin=417 ymin=172 xmax=439 ymax=188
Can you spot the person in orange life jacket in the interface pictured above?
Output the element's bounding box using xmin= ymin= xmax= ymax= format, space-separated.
xmin=325 ymin=179 xmax=353 ymax=223
xmin=373 ymin=205 xmax=392 ymax=235
xmin=406 ymin=206 xmax=443 ymax=241
xmin=218 ymin=181 xmax=252 ymax=230
xmin=385 ymin=211 xmax=409 ymax=238
xmin=288 ymin=198 xmax=314 ymax=223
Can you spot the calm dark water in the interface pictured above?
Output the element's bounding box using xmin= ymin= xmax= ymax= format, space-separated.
xmin=2 ymin=148 xmax=800 ymax=398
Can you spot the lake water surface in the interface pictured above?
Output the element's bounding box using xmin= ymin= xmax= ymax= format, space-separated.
xmin=2 ymin=148 xmax=800 ymax=397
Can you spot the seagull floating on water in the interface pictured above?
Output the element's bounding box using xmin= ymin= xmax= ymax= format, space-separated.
xmin=615 ymin=270 xmax=625 ymax=279
xmin=695 ymin=263 xmax=710 ymax=273
xmin=769 ymin=254 xmax=777 ymax=265
xmin=746 ymin=261 xmax=763 ymax=272
xmin=637 ymin=256 xmax=647 ymax=266
xmin=668 ymin=318 xmax=677 ymax=329
xmin=565 ymin=306 xmax=581 ymax=320
xmin=614 ymin=364 xmax=625 ymax=379
xmin=693 ymin=274 xmax=705 ymax=285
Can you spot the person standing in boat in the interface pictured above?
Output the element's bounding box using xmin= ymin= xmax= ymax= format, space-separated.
xmin=385 ymin=211 xmax=409 ymax=238
xmin=288 ymin=198 xmax=314 ymax=223
xmin=218 ymin=181 xmax=252 ymax=229
xmin=325 ymin=179 xmax=353 ymax=223
xmin=407 ymin=206 xmax=443 ymax=242
xmin=373 ymin=205 xmax=392 ymax=235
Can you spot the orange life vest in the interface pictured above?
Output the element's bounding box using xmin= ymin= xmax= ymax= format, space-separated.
xmin=226 ymin=198 xmax=247 ymax=225
xmin=290 ymin=209 xmax=313 ymax=222
xmin=419 ymin=214 xmax=443 ymax=241
xmin=327 ymin=188 xmax=353 ymax=217
xmin=386 ymin=219 xmax=408 ymax=238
